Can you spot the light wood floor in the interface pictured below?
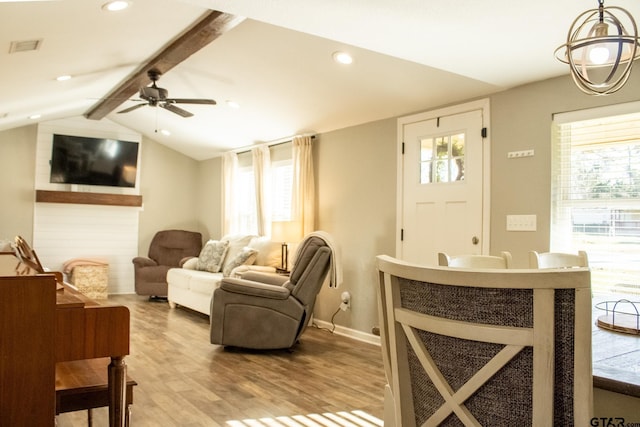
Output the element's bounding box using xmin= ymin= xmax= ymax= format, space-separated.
xmin=55 ymin=295 xmax=387 ymax=427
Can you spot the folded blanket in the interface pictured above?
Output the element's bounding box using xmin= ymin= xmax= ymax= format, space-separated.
xmin=62 ymin=257 xmax=109 ymax=274
xmin=302 ymin=231 xmax=343 ymax=288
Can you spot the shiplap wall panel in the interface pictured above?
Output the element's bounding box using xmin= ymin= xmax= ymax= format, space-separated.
xmin=33 ymin=203 xmax=139 ymax=294
xmin=33 ymin=117 xmax=142 ymax=295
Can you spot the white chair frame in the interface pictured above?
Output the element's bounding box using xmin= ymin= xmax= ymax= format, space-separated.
xmin=377 ymin=255 xmax=593 ymax=427
xmin=438 ymin=251 xmax=513 ymax=269
xmin=529 ymin=250 xmax=588 ymax=269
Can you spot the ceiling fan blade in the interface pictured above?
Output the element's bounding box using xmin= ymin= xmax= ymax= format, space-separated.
xmin=168 ymin=98 xmax=217 ymax=105
xmin=117 ymin=103 xmax=147 ymax=114
xmin=161 ymin=103 xmax=193 ymax=118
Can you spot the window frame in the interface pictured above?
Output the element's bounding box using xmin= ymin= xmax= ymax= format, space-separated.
xmin=551 ymin=101 xmax=640 ymax=296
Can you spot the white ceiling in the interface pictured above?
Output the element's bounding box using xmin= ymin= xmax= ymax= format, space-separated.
xmin=2 ymin=0 xmax=640 ymax=160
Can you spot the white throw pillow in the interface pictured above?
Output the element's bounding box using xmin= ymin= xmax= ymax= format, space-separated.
xmin=222 ymin=247 xmax=259 ymax=277
xmin=248 ymin=236 xmax=282 ymax=268
xmin=221 ymin=235 xmax=254 ymax=274
xmin=196 ymin=240 xmax=229 ymax=273
xmin=182 ymin=257 xmax=198 ymax=270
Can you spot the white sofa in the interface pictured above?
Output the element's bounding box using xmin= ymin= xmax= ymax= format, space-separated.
xmin=167 ymin=235 xmax=283 ymax=315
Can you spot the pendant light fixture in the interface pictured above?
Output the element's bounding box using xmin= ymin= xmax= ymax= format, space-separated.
xmin=555 ymin=0 xmax=640 ymax=95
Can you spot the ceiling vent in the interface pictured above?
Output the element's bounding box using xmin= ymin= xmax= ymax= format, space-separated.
xmin=9 ymin=39 xmax=43 ymax=53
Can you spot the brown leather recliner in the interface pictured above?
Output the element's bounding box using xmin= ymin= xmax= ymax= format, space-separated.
xmin=210 ymin=234 xmax=332 ymax=349
xmin=132 ymin=230 xmax=202 ymax=297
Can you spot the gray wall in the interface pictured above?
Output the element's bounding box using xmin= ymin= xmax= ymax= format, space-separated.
xmin=0 ymin=125 xmax=37 ymax=242
xmin=309 ymin=71 xmax=640 ymax=329
xmin=195 ymin=156 xmax=223 ymax=242
xmin=315 ymin=118 xmax=397 ymax=334
xmin=137 ymin=136 xmax=202 ymax=256
xmin=490 ymin=72 xmax=640 ymax=268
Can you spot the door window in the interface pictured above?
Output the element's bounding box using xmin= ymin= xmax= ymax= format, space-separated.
xmin=420 ymin=133 xmax=465 ymax=183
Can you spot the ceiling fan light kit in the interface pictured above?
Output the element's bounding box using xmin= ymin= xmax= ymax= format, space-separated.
xmin=555 ymin=0 xmax=640 ymax=95
xmin=117 ymin=69 xmax=216 ymax=118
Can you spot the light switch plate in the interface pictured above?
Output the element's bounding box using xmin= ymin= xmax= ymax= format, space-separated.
xmin=506 ymin=214 xmax=537 ymax=231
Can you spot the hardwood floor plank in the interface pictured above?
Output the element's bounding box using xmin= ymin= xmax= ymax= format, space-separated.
xmin=55 ymin=295 xmax=385 ymax=426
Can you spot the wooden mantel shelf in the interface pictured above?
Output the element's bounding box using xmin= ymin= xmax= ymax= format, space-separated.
xmin=36 ymin=190 xmax=142 ymax=207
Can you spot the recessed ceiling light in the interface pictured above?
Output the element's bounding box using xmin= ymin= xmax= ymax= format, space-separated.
xmin=226 ymin=100 xmax=240 ymax=109
xmin=29 ymin=114 xmax=41 ymax=120
xmin=56 ymin=74 xmax=71 ymax=81
xmin=332 ymin=51 xmax=353 ymax=65
xmin=102 ymin=0 xmax=130 ymax=12
xmin=159 ymin=129 xmax=171 ymax=136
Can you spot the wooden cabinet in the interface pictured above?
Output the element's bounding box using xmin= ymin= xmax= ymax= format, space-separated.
xmin=0 ymin=274 xmax=57 ymax=425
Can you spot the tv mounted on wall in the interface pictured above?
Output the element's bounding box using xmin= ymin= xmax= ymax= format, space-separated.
xmin=50 ymin=134 xmax=139 ymax=188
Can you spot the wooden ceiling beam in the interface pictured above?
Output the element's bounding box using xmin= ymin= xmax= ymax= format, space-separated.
xmin=84 ymin=10 xmax=244 ymax=120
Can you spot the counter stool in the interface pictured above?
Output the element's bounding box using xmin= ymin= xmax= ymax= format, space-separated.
xmin=56 ymin=358 xmax=137 ymax=427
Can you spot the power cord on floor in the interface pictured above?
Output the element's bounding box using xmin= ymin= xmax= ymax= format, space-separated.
xmin=312 ymin=305 xmax=342 ymax=333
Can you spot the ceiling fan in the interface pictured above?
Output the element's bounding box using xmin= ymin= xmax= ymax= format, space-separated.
xmin=117 ymin=69 xmax=216 ymax=118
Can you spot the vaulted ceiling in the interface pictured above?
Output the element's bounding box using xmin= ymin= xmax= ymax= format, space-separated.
xmin=2 ymin=0 xmax=639 ymax=160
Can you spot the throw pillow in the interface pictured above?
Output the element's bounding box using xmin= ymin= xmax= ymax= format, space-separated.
xmin=181 ymin=257 xmax=198 ymax=270
xmin=196 ymin=240 xmax=229 ymax=273
xmin=222 ymin=247 xmax=258 ymax=277
xmin=221 ymin=234 xmax=254 ymax=275
xmin=248 ymin=236 xmax=283 ymax=268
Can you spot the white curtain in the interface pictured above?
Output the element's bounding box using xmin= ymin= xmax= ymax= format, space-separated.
xmin=252 ymin=146 xmax=271 ymax=237
xmin=292 ymin=136 xmax=315 ymax=237
xmin=222 ymin=151 xmax=238 ymax=236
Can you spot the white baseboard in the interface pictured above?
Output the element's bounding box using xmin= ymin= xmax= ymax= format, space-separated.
xmin=312 ymin=319 xmax=381 ymax=346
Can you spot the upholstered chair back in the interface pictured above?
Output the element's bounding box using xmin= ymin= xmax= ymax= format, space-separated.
xmin=148 ymin=230 xmax=202 ymax=267
xmin=529 ymin=250 xmax=589 ymax=269
xmin=438 ymin=251 xmax=513 ymax=269
xmin=286 ymin=236 xmax=331 ymax=307
xmin=377 ymin=255 xmax=593 ymax=427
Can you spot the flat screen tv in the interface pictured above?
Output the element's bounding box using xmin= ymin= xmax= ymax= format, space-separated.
xmin=50 ymin=134 xmax=139 ymax=188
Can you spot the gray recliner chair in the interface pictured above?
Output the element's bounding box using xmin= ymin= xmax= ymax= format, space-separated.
xmin=210 ymin=234 xmax=332 ymax=350
xmin=132 ymin=229 xmax=202 ymax=297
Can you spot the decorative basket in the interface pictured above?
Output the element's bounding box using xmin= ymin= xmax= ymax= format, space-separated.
xmin=70 ymin=264 xmax=109 ymax=300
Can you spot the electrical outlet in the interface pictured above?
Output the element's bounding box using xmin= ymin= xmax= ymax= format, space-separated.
xmin=340 ymin=291 xmax=351 ymax=311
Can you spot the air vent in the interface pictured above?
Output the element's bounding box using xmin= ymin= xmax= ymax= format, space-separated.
xmin=9 ymin=39 xmax=42 ymax=53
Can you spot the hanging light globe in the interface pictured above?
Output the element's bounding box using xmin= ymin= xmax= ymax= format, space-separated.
xmin=555 ymin=0 xmax=640 ymax=95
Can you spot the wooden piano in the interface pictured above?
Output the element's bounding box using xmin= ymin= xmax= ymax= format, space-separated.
xmin=0 ymin=238 xmax=130 ymax=426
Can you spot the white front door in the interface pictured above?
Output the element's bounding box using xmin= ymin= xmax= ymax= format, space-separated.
xmin=397 ymin=99 xmax=490 ymax=265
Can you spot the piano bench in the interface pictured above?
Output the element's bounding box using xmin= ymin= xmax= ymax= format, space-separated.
xmin=56 ymin=358 xmax=137 ymax=427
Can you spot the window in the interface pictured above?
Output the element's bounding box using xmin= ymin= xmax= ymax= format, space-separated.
xmin=420 ymin=133 xmax=465 ymax=183
xmin=233 ymin=157 xmax=293 ymax=236
xmin=235 ymin=166 xmax=257 ymax=235
xmin=271 ymin=159 xmax=293 ymax=221
xmin=552 ymin=105 xmax=640 ymax=296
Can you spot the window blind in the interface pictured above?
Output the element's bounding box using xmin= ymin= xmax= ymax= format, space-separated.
xmin=551 ymin=108 xmax=640 ymax=296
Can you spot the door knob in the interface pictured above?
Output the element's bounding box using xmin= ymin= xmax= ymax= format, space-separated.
xmin=472 ymin=236 xmax=479 ymax=245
